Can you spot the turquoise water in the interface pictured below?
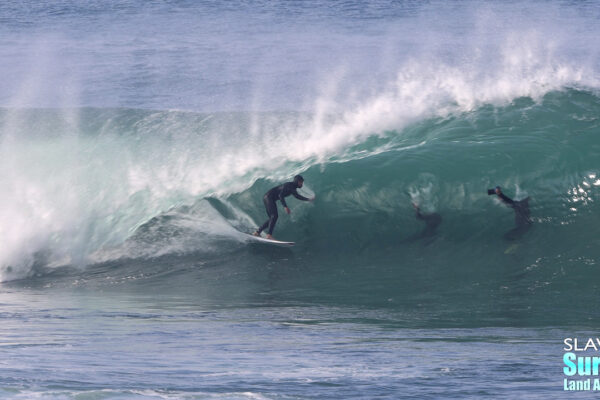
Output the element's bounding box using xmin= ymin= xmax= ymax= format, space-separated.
xmin=1 ymin=0 xmax=600 ymax=398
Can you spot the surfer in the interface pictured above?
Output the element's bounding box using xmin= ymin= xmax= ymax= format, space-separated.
xmin=400 ymin=203 xmax=442 ymax=246
xmin=253 ymin=175 xmax=313 ymax=239
xmin=400 ymin=202 xmax=442 ymax=244
xmin=412 ymin=203 xmax=442 ymax=237
xmin=489 ymin=186 xmax=532 ymax=240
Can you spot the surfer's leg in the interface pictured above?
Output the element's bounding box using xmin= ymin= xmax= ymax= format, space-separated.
xmin=256 ymin=196 xmax=274 ymax=235
xmin=261 ymin=197 xmax=278 ymax=236
xmin=256 ymin=219 xmax=269 ymax=235
xmin=267 ymin=205 xmax=278 ymax=235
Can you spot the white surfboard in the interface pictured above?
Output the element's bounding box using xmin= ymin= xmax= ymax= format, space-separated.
xmin=245 ymin=233 xmax=295 ymax=247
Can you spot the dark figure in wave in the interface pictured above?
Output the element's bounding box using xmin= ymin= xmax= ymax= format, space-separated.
xmin=253 ymin=175 xmax=313 ymax=240
xmin=489 ymin=186 xmax=532 ymax=240
xmin=401 ymin=203 xmax=442 ymax=245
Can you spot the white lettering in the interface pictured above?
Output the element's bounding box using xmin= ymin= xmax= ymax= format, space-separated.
xmin=565 ymin=338 xmax=574 ymax=351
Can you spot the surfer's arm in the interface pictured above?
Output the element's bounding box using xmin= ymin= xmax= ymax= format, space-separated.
xmin=494 ymin=188 xmax=514 ymax=207
xmin=279 ymin=196 xmax=288 ymax=208
xmin=278 ymin=187 xmax=289 ymax=208
xmin=292 ymin=190 xmax=310 ymax=202
xmin=497 ymin=192 xmax=515 ymax=207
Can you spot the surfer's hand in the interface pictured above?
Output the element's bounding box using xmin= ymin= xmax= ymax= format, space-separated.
xmin=285 ymin=207 xmax=291 ymax=214
xmin=309 ymin=196 xmax=315 ymax=202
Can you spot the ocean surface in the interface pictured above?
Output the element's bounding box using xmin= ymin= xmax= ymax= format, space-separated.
xmin=1 ymin=0 xmax=600 ymax=398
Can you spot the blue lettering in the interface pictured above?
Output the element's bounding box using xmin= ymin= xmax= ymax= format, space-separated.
xmin=564 ymin=353 xmax=577 ymax=376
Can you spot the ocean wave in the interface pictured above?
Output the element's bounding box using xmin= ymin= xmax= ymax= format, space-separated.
xmin=0 ymin=88 xmax=599 ymax=281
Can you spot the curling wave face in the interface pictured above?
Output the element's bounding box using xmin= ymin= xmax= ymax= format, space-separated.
xmin=0 ymin=89 xmax=599 ymax=292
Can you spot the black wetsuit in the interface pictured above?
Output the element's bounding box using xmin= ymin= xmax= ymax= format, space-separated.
xmin=257 ymin=182 xmax=310 ymax=235
xmin=400 ymin=207 xmax=442 ymax=244
xmin=415 ymin=208 xmax=442 ymax=237
xmin=497 ymin=193 xmax=532 ymax=240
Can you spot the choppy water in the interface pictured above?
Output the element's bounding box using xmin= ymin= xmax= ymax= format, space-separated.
xmin=1 ymin=0 xmax=600 ymax=398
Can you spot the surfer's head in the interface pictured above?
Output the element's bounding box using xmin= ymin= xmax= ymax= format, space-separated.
xmin=293 ymin=175 xmax=304 ymax=188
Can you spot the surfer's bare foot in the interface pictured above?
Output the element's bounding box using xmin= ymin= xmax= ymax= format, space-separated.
xmin=252 ymin=231 xmax=260 ymax=237
xmin=266 ymin=234 xmax=273 ymax=240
